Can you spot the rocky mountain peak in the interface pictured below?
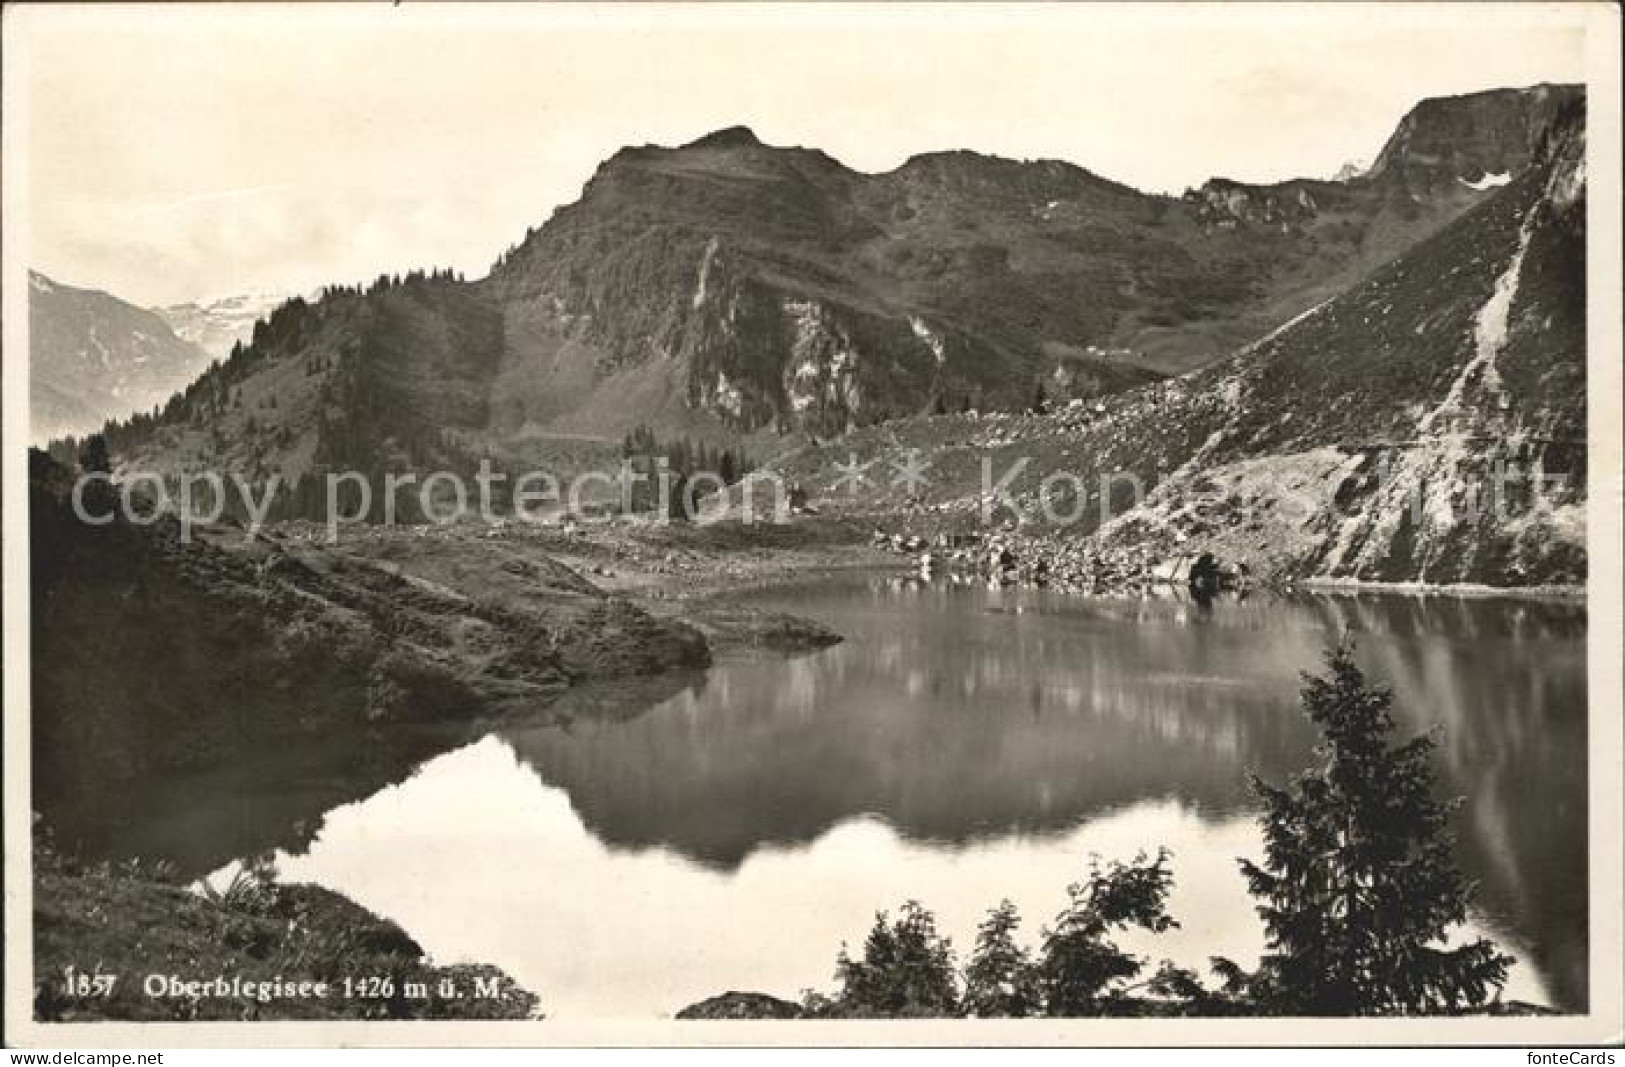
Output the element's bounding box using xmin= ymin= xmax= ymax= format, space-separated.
xmin=1366 ymin=83 xmax=1581 ymax=190
xmin=1183 ymin=176 xmax=1324 ymax=231
xmin=683 ymin=125 xmax=766 ymax=150
xmin=1332 ymin=160 xmax=1367 ymax=182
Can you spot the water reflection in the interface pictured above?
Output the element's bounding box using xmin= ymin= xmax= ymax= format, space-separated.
xmin=61 ymin=577 xmax=1586 ymax=1016
xmin=497 ymin=581 xmax=1587 ymax=1010
xmin=276 ymin=739 xmax=1287 ymax=1019
xmin=269 ymin=734 xmax=1552 ymax=1019
xmin=43 ymin=721 xmax=484 ymax=879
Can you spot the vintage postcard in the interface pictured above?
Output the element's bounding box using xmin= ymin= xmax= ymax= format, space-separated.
xmin=3 ymin=1 xmax=1621 ymax=1050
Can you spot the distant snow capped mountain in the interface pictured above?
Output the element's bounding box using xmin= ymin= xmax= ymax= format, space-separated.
xmin=28 ymin=271 xmax=214 ymax=442
xmin=156 ymin=290 xmax=313 ymax=358
xmin=1331 ymin=159 xmax=1367 ymax=182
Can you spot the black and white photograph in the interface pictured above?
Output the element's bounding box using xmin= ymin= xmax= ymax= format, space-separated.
xmin=3 ymin=1 xmax=1620 ymax=1050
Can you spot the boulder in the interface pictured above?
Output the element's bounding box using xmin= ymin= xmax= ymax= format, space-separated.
xmin=676 ymin=991 xmax=805 ymax=1020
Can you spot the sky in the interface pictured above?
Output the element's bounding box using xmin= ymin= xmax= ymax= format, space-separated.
xmin=3 ymin=2 xmax=1592 ymax=308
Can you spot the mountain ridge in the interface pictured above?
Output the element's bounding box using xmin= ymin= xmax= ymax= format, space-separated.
xmin=761 ymin=93 xmax=1587 ymax=587
xmin=480 ymin=83 xmax=1576 ymax=436
xmin=69 ymin=82 xmax=1582 ymax=583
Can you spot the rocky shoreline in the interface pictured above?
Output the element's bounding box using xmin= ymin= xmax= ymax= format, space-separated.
xmin=870 ymin=527 xmax=1252 ymax=598
xmin=868 ymin=525 xmax=1585 ymax=601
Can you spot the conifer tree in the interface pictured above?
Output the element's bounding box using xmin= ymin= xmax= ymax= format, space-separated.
xmin=1030 ymin=380 xmax=1048 ymax=414
xmin=1229 ymin=641 xmax=1511 ymax=1015
xmin=962 ymin=899 xmax=1040 ymax=1018
xmin=77 ymin=434 xmax=111 ymax=475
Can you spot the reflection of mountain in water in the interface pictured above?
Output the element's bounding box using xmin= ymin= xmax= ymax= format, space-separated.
xmin=502 ymin=582 xmax=1587 ymax=1009
xmin=45 ymin=721 xmax=487 ymax=880
xmin=505 ymin=672 xmax=1306 ymax=869
xmin=56 ymin=577 xmax=1586 ymax=1012
xmin=48 ymin=670 xmax=715 ymax=881
xmin=501 ymin=596 xmax=1316 ymax=869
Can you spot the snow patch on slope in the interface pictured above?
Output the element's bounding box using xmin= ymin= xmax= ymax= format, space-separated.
xmin=909 ymin=317 xmax=946 ymax=366
xmin=692 ymin=236 xmax=721 ymax=310
xmin=1419 ymin=201 xmax=1537 ymax=435
xmin=1460 ymin=171 xmax=1512 ymax=191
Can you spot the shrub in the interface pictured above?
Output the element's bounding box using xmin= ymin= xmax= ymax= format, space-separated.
xmin=826 ymin=901 xmax=959 ymax=1017
xmin=1036 ymin=849 xmax=1179 ymax=1016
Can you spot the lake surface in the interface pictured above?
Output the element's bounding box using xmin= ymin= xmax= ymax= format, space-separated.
xmin=136 ymin=577 xmax=1593 ymax=1017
